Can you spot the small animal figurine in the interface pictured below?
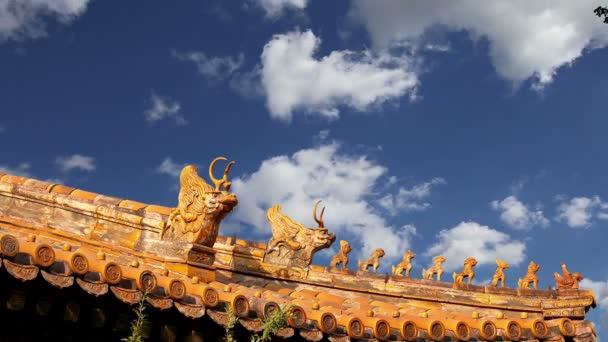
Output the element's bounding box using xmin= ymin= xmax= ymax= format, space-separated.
xmin=358 ymin=248 xmax=385 ymax=272
xmin=554 ymin=263 xmax=583 ymax=289
xmin=518 ymin=261 xmax=540 ymax=289
xmin=330 ymin=240 xmax=352 ymax=269
xmin=422 ymin=255 xmax=447 ymax=281
xmin=453 ymin=257 xmax=478 ymax=285
xmin=392 ymin=250 xmax=416 ymax=277
xmin=490 ymin=259 xmax=510 ymax=288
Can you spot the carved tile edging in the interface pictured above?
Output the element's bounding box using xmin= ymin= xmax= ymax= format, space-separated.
xmin=146 ymin=296 xmax=173 ymax=310
xmin=3 ymin=259 xmax=38 ymax=281
xmin=110 ymin=286 xmax=142 ymax=305
xmin=41 ymin=270 xmax=74 ymax=288
xmin=174 ymin=302 xmax=206 ymax=319
xmin=76 ymin=278 xmax=109 ymax=296
xmin=239 ymin=319 xmax=264 ymax=333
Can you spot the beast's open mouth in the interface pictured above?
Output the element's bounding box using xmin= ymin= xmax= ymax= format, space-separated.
xmin=316 ymin=232 xmax=336 ymax=244
xmin=219 ymin=193 xmax=238 ymax=207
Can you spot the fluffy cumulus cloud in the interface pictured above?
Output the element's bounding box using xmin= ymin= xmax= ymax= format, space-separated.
xmin=0 ymin=0 xmax=90 ymax=41
xmin=0 ymin=162 xmax=31 ymax=176
xmin=379 ymin=177 xmax=445 ymax=214
xmin=556 ymin=196 xmax=608 ymax=228
xmin=229 ymin=143 xmax=430 ymax=263
xmin=491 ymin=196 xmax=549 ymax=230
xmin=156 ymin=157 xmax=183 ymax=178
xmin=144 ymin=92 xmax=187 ymax=126
xmin=172 ymin=50 xmax=244 ymax=81
xmin=350 ymin=0 xmax=608 ymax=89
xmin=253 ymin=0 xmax=308 ymax=18
xmin=260 ymin=30 xmax=418 ymax=121
xmin=426 ymin=221 xmax=526 ymax=272
xmin=580 ymin=278 xmax=608 ymax=309
xmin=55 ymin=154 xmax=95 ymax=173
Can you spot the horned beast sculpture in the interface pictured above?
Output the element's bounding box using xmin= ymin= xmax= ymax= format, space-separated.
xmin=264 ymin=200 xmax=336 ymax=268
xmin=162 ymin=157 xmax=238 ymax=246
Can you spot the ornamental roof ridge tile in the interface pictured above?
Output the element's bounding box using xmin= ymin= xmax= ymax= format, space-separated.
xmin=0 ymin=169 xmax=599 ymax=341
xmin=0 ymin=171 xmax=174 ymax=220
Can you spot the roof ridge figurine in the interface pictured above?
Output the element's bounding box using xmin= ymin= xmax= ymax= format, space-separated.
xmin=392 ymin=249 xmax=416 ymax=277
xmin=264 ymin=200 xmax=336 ymax=268
xmin=555 ymin=262 xmax=584 ymax=289
xmin=518 ymin=261 xmax=540 ymax=289
xmin=161 ymin=157 xmax=238 ymax=247
xmin=490 ymin=259 xmax=509 ymax=288
xmin=422 ymin=255 xmax=447 ymax=281
xmin=329 ymin=240 xmax=352 ymax=270
xmin=358 ymin=248 xmax=385 ymax=272
xmin=453 ymin=257 xmax=478 ymax=285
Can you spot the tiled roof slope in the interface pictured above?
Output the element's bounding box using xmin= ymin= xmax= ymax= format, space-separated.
xmin=0 ymin=172 xmax=597 ymax=341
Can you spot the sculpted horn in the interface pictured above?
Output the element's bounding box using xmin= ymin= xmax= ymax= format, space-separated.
xmin=208 ymin=157 xmax=235 ymax=191
xmin=313 ymin=200 xmax=325 ymax=228
xmin=223 ymin=161 xmax=235 ymax=191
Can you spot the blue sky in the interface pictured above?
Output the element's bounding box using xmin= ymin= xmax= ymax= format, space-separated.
xmin=1 ymin=0 xmax=608 ymax=333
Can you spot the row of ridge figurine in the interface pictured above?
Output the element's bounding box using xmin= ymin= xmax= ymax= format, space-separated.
xmin=330 ymin=242 xmax=583 ymax=290
xmin=160 ymin=158 xmax=583 ymax=292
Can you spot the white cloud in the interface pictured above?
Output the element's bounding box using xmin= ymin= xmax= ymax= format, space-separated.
xmin=379 ymin=177 xmax=445 ymax=214
xmin=0 ymin=0 xmax=90 ymax=41
xmin=599 ymin=203 xmax=608 ymax=220
xmin=229 ymin=143 xmax=420 ymax=264
xmin=580 ymin=278 xmax=608 ymax=309
xmin=252 ymin=0 xmax=308 ymax=18
xmin=260 ymin=29 xmax=418 ymax=121
xmin=174 ymin=49 xmax=263 ymax=99
xmin=314 ymin=129 xmax=330 ymax=142
xmin=0 ymin=124 xmax=5 ymax=133
xmin=509 ymin=177 xmax=528 ymax=195
xmin=144 ymin=92 xmax=187 ymax=126
xmin=229 ymin=66 xmax=265 ymax=99
xmin=55 ymin=154 xmax=95 ymax=173
xmin=172 ymin=50 xmax=244 ymax=81
xmin=156 ymin=157 xmax=183 ymax=178
xmin=350 ymin=0 xmax=608 ymax=89
xmin=0 ymin=162 xmax=31 ymax=177
xmin=424 ymin=43 xmax=450 ymax=52
xmin=426 ymin=221 xmax=526 ymax=272
xmin=491 ymin=195 xmax=549 ymax=230
xmin=556 ymin=196 xmax=606 ymax=228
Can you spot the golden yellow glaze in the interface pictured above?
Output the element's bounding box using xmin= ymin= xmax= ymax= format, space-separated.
xmin=0 ymin=168 xmax=598 ymax=342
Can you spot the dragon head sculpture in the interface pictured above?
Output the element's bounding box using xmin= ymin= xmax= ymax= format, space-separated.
xmin=264 ymin=200 xmax=336 ymax=268
xmin=162 ymin=157 xmax=238 ymax=246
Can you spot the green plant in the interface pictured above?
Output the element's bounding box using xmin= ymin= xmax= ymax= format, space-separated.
xmin=250 ymin=304 xmax=294 ymax=342
xmin=122 ymin=291 xmax=149 ymax=342
xmin=594 ymin=6 xmax=608 ymax=23
xmin=225 ymin=305 xmax=240 ymax=342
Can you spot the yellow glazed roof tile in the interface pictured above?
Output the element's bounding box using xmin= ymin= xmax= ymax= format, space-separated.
xmin=0 ymin=168 xmax=597 ymax=342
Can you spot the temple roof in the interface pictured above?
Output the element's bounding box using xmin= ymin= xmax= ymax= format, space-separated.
xmin=0 ymin=169 xmax=597 ymax=341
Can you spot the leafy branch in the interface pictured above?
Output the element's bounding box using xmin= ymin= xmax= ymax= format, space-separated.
xmin=224 ymin=303 xmax=295 ymax=342
xmin=225 ymin=306 xmax=240 ymax=342
xmin=122 ymin=291 xmax=149 ymax=342
xmin=250 ymin=304 xmax=294 ymax=342
xmin=594 ymin=6 xmax=608 ymax=23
